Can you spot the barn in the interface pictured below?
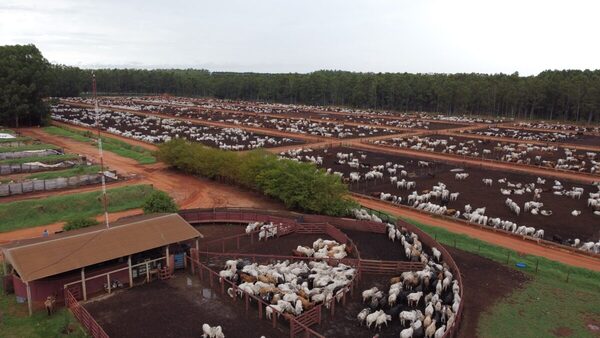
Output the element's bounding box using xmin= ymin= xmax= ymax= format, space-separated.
xmin=0 ymin=213 xmax=203 ymax=315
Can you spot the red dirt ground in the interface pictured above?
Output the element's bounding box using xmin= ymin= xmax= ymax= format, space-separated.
xmin=16 ymin=127 xmax=283 ymax=211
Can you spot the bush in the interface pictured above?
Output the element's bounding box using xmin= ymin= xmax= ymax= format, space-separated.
xmin=143 ymin=190 xmax=178 ymax=214
xmin=157 ymin=139 xmax=357 ymax=216
xmin=63 ymin=217 xmax=99 ymax=231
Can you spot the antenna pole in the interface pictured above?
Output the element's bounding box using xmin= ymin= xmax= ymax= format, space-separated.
xmin=93 ymin=73 xmax=110 ymax=228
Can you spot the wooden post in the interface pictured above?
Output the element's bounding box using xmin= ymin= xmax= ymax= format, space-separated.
xmin=195 ymin=238 xmax=200 ymax=252
xmin=506 ymin=251 xmax=510 ymax=264
xmin=81 ymin=268 xmax=87 ymax=301
xmin=330 ymin=300 xmax=335 ymax=319
xmin=106 ymin=274 xmax=111 ymax=294
xmin=26 ymin=282 xmax=32 ymax=316
xmin=146 ymin=262 xmax=150 ymax=283
xmin=128 ymin=255 xmax=133 ymax=288
xmin=2 ymin=256 xmax=7 ymax=276
xmin=259 ymin=301 xmax=263 ymax=319
xmin=245 ymin=293 xmax=249 ymax=314
xmin=165 ymin=246 xmax=170 ymax=268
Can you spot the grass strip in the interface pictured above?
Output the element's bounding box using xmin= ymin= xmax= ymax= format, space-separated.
xmin=25 ymin=165 xmax=102 ymax=180
xmin=44 ymin=126 xmax=156 ymax=164
xmin=0 ymin=144 xmax=59 ymax=153
xmin=0 ymin=154 xmax=79 ymax=165
xmin=0 ymin=184 xmax=154 ymax=232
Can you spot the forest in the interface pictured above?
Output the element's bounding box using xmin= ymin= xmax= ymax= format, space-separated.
xmin=50 ymin=66 xmax=600 ymax=123
xmin=2 ymin=44 xmax=599 ymax=127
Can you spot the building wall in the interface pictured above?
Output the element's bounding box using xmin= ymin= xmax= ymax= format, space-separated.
xmin=12 ymin=262 xmax=130 ymax=303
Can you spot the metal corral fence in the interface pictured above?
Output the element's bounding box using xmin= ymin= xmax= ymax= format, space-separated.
xmin=353 ymin=192 xmax=600 ymax=260
xmin=179 ymin=208 xmax=457 ymax=337
xmin=0 ymin=149 xmax=62 ymax=160
xmin=398 ymin=217 xmax=464 ymax=338
xmin=0 ymin=173 xmax=116 ymax=197
xmin=0 ymin=161 xmax=76 ymax=175
xmin=187 ymin=255 xmax=325 ymax=338
xmin=64 ymin=289 xmax=109 ymax=338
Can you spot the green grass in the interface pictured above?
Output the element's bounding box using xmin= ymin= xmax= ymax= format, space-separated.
xmin=0 ymin=144 xmax=60 ymax=153
xmin=361 ymin=206 xmax=600 ymax=337
xmin=43 ymin=126 xmax=90 ymax=143
xmin=0 ymin=270 xmax=87 ymax=338
xmin=478 ymin=275 xmax=600 ymax=338
xmin=400 ymin=218 xmax=600 ymax=291
xmin=44 ymin=126 xmax=156 ymax=164
xmin=0 ymin=128 xmax=15 ymax=135
xmin=26 ymin=165 xmax=102 ymax=180
xmin=0 ymin=136 xmax=31 ymax=144
xmin=0 ymin=184 xmax=155 ymax=232
xmin=0 ymin=154 xmax=80 ymax=165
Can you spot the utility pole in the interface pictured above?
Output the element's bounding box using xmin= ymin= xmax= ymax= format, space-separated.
xmin=93 ymin=73 xmax=110 ymax=228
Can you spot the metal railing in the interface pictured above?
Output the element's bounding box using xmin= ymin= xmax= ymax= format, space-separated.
xmin=64 ymin=289 xmax=109 ymax=338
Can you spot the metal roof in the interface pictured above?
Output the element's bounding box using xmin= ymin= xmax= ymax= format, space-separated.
xmin=1 ymin=213 xmax=202 ymax=282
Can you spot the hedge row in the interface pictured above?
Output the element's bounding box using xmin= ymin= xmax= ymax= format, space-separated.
xmin=157 ymin=139 xmax=356 ymax=216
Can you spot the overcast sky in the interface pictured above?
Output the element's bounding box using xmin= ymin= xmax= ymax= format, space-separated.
xmin=1 ymin=0 xmax=599 ymax=75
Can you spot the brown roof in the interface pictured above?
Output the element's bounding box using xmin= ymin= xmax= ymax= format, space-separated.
xmin=2 ymin=213 xmax=202 ymax=282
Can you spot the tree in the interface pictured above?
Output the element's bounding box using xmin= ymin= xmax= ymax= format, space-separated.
xmin=63 ymin=217 xmax=99 ymax=231
xmin=143 ymin=190 xmax=178 ymax=214
xmin=0 ymin=44 xmax=50 ymax=127
xmin=45 ymin=63 xmax=600 ymax=123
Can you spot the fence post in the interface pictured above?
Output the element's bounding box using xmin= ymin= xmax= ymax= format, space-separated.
xmin=506 ymin=251 xmax=510 ymax=264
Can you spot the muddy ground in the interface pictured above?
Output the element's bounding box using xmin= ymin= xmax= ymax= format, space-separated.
xmin=286 ymin=147 xmax=600 ymax=243
xmin=83 ymin=225 xmax=526 ymax=338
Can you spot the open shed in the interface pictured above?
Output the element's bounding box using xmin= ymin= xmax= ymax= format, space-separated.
xmin=1 ymin=213 xmax=203 ymax=315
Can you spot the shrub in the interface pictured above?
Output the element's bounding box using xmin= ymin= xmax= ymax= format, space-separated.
xmin=143 ymin=190 xmax=178 ymax=214
xmin=63 ymin=217 xmax=99 ymax=231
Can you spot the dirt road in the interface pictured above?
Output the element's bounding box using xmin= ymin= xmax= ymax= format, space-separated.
xmin=354 ymin=195 xmax=600 ymax=272
xmin=17 ymin=127 xmax=282 ymax=211
xmin=0 ymin=209 xmax=142 ymax=244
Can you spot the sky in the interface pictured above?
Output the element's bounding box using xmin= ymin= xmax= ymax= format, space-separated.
xmin=1 ymin=0 xmax=599 ymax=75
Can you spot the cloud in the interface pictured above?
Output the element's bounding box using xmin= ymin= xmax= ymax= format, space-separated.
xmin=1 ymin=0 xmax=599 ymax=75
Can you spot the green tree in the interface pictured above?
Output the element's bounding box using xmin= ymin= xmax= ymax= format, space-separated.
xmin=143 ymin=190 xmax=178 ymax=214
xmin=0 ymin=44 xmax=51 ymax=127
xmin=63 ymin=217 xmax=99 ymax=231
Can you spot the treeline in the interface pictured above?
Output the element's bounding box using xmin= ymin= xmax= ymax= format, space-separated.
xmin=2 ymin=43 xmax=598 ymax=126
xmin=51 ymin=67 xmax=600 ymax=123
xmin=156 ymin=139 xmax=356 ymax=216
